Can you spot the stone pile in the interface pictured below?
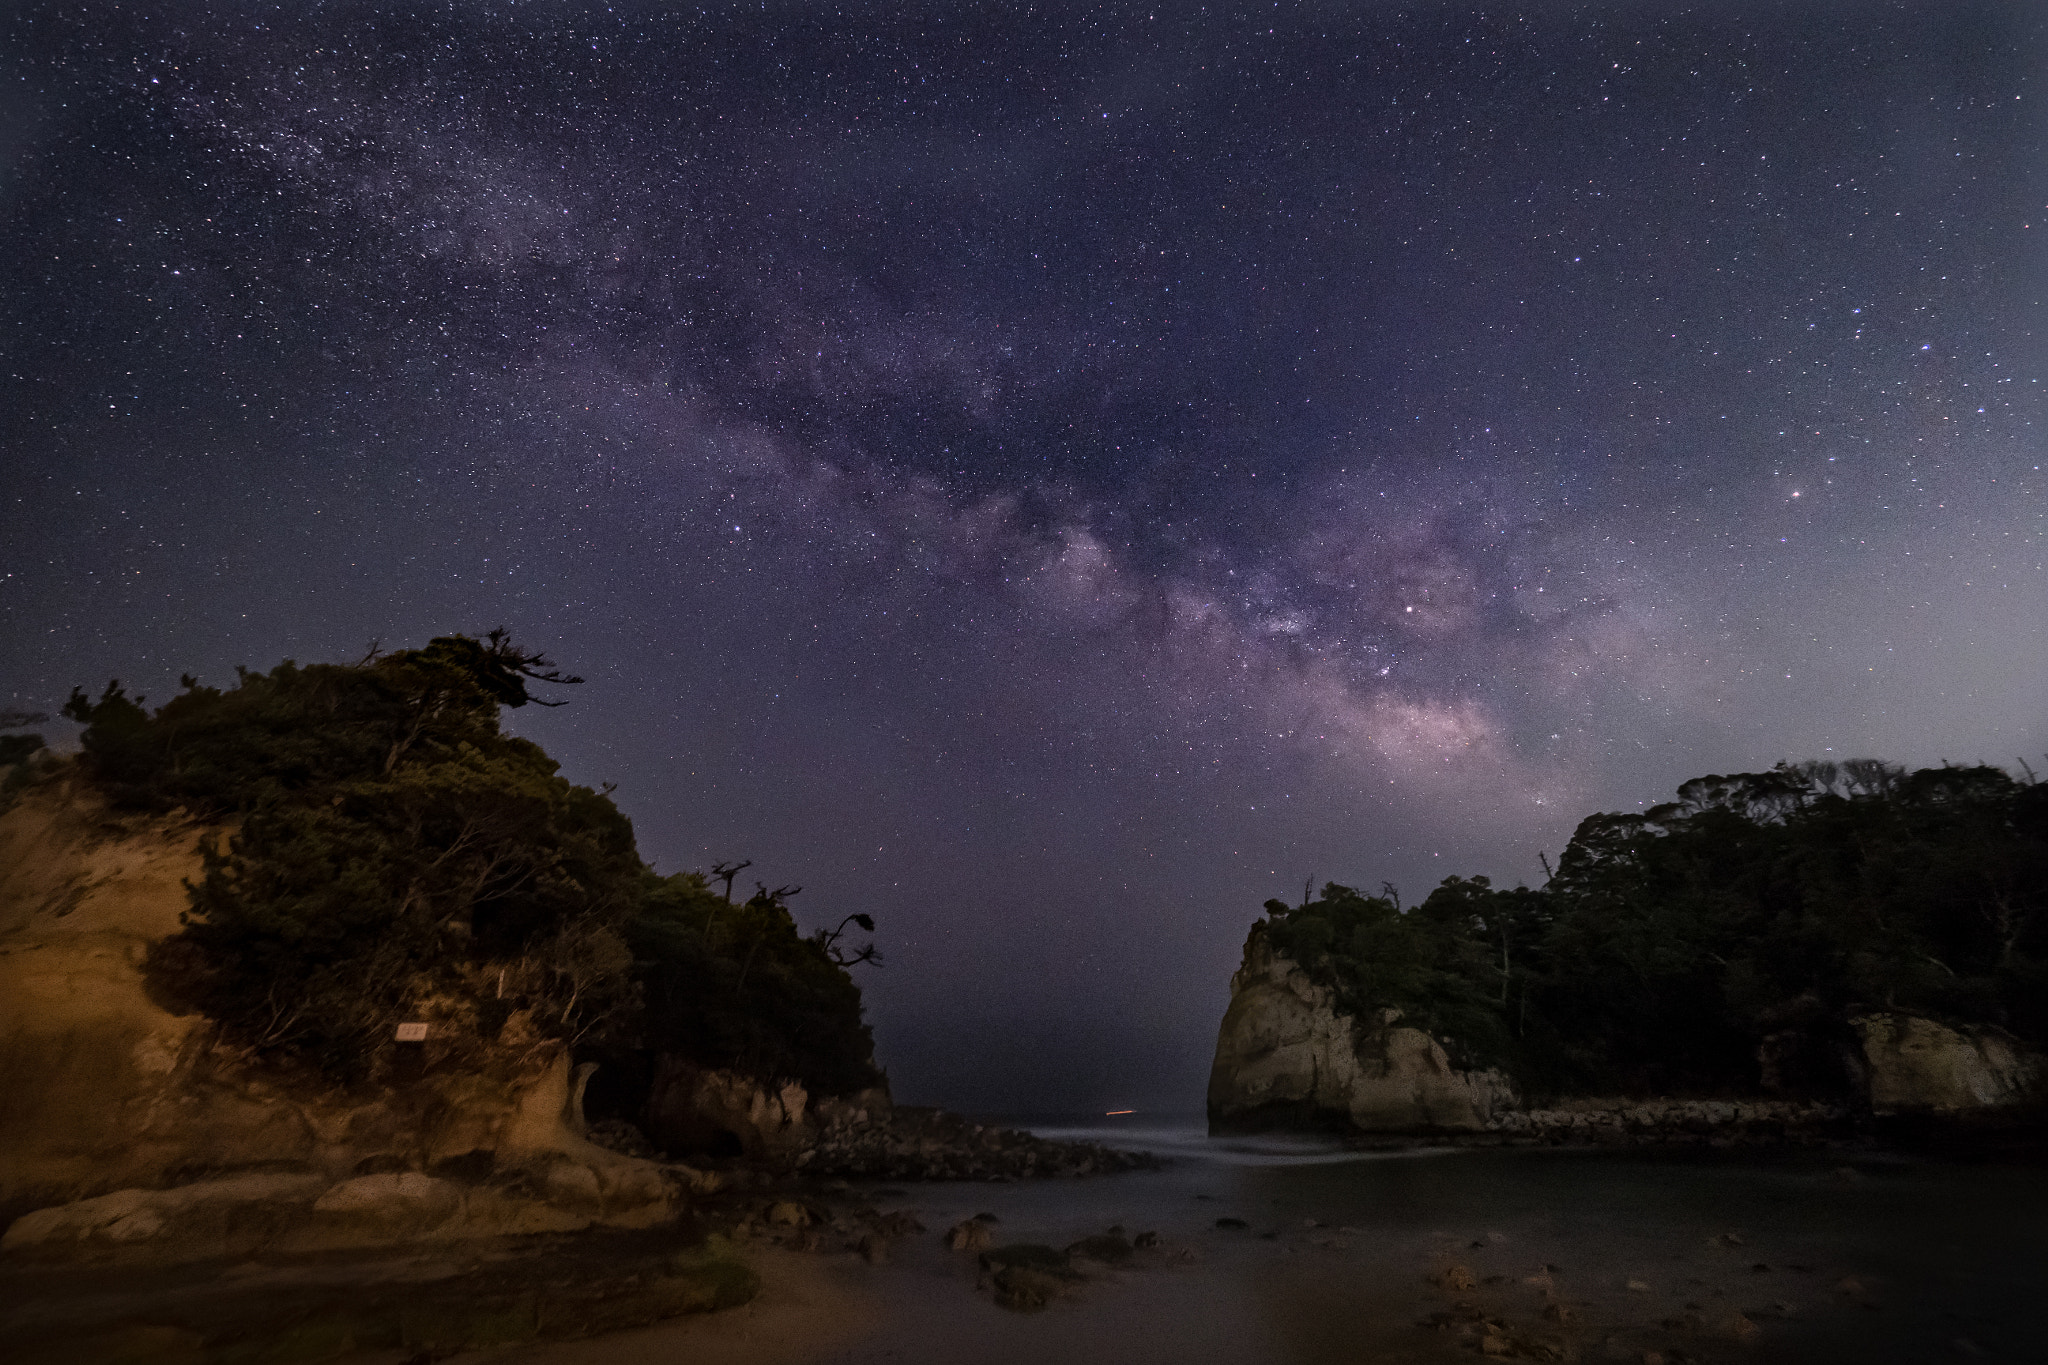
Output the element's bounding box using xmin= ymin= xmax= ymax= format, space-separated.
xmin=1485 ymin=1098 xmax=1850 ymax=1143
xmin=803 ymin=1105 xmax=1155 ymax=1181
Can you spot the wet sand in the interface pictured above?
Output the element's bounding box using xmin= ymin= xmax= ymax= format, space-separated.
xmin=9 ymin=1126 xmax=2040 ymax=1364
xmin=509 ymin=1123 xmax=2047 ymax=1365
xmin=494 ymin=1248 xmax=882 ymax=1365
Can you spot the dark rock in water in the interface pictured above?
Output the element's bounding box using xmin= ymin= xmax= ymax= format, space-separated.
xmin=979 ymin=1244 xmax=1081 ymax=1312
xmin=990 ymin=1266 xmax=1067 ymax=1312
xmin=1214 ymin=1216 xmax=1249 ymax=1230
xmin=803 ymin=1102 xmax=1156 ymax=1182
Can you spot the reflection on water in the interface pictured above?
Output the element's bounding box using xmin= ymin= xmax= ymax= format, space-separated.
xmin=1022 ymin=1117 xmax=1462 ymax=1167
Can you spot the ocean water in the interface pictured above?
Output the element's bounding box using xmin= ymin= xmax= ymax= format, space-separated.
xmin=786 ymin=1116 xmax=2048 ymax=1364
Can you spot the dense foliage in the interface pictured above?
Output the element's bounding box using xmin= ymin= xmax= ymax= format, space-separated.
xmin=1262 ymin=761 xmax=2048 ymax=1099
xmin=61 ymin=636 xmax=881 ymax=1094
xmin=630 ymin=873 xmax=880 ymax=1098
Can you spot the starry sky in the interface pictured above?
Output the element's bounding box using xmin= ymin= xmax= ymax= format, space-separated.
xmin=4 ymin=2 xmax=2044 ymax=1114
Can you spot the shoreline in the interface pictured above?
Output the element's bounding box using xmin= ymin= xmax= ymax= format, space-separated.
xmin=7 ymin=1127 xmax=2043 ymax=1364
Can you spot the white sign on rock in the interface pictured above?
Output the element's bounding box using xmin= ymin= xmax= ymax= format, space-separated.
xmin=393 ymin=1022 xmax=429 ymax=1043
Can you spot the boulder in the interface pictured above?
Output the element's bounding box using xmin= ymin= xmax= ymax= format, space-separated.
xmin=946 ymin=1218 xmax=993 ymax=1251
xmin=1853 ymin=1013 xmax=2045 ymax=1114
xmin=1207 ymin=929 xmax=1515 ymax=1133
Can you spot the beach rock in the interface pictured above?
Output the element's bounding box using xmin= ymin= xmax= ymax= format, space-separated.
xmin=946 ymin=1218 xmax=993 ymax=1251
xmin=1207 ymin=927 xmax=1515 ymax=1133
xmin=802 ymin=1101 xmax=1153 ymax=1181
xmin=766 ymin=1200 xmax=813 ymax=1227
xmin=1853 ymin=1013 xmax=2045 ymax=1114
xmin=979 ymin=1243 xmax=1081 ymax=1310
xmin=991 ymin=1266 xmax=1066 ymax=1311
xmin=1431 ymin=1263 xmax=1479 ymax=1291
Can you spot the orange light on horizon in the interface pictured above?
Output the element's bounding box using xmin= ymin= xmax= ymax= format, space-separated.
xmin=1105 ymin=1109 xmax=1135 ymax=1115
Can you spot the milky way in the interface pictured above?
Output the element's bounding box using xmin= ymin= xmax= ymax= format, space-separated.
xmin=4 ymin=3 xmax=2043 ymax=1110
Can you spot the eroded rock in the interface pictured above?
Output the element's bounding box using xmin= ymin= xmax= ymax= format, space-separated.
xmin=1207 ymin=928 xmax=1515 ymax=1133
xmin=1854 ymin=1013 xmax=2045 ymax=1114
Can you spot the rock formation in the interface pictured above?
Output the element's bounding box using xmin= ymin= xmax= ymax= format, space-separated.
xmin=1208 ymin=921 xmax=2045 ymax=1139
xmin=1854 ymin=1012 xmax=2044 ymax=1114
xmin=1207 ymin=926 xmax=1516 ymax=1133
xmin=644 ymin=1054 xmax=849 ymax=1163
xmin=0 ymin=776 xmax=682 ymax=1258
xmin=0 ymin=771 xmax=1149 ymax=1263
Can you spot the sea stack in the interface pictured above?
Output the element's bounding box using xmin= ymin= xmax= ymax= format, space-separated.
xmin=1207 ymin=922 xmax=1515 ymax=1135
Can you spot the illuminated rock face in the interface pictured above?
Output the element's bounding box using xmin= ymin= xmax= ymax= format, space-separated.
xmin=1206 ymin=930 xmax=1516 ymax=1134
xmin=1854 ymin=1013 xmax=2044 ymax=1115
xmin=0 ymin=773 xmax=676 ymax=1251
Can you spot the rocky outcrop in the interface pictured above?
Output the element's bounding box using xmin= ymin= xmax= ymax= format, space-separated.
xmin=1483 ymin=1097 xmax=1850 ymax=1143
xmin=1206 ymin=918 xmax=2047 ymax=1142
xmin=0 ymin=776 xmax=683 ymax=1259
xmin=804 ymin=1102 xmax=1153 ymax=1180
xmin=1854 ymin=1012 xmax=2045 ymax=1115
xmin=644 ymin=1059 xmax=1151 ymax=1180
xmin=1208 ymin=928 xmax=1515 ymax=1134
xmin=644 ymin=1056 xmax=837 ymax=1163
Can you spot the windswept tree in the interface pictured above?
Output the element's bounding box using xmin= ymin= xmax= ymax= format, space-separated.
xmin=61 ymin=633 xmax=884 ymax=1096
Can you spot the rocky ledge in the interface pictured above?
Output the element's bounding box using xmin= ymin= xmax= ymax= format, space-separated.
xmin=639 ymin=1058 xmax=1156 ymax=1181
xmin=803 ymin=1104 xmax=1154 ymax=1181
xmin=1483 ymin=1098 xmax=1852 ymax=1145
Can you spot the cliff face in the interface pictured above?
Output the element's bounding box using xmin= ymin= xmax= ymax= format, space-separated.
xmin=1207 ymin=922 xmax=2045 ymax=1137
xmin=1854 ymin=1013 xmax=2045 ymax=1115
xmin=1207 ymin=928 xmax=1515 ymax=1134
xmin=0 ymin=775 xmax=677 ymax=1253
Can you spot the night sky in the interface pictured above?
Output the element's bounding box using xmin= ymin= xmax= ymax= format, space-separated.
xmin=4 ymin=3 xmax=2043 ymax=1114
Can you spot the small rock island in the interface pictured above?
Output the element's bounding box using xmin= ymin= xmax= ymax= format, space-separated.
xmin=1210 ymin=763 xmax=2046 ymax=1142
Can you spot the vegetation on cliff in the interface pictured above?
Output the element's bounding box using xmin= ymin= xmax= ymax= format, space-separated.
xmin=1262 ymin=761 xmax=2048 ymax=1099
xmin=54 ymin=635 xmax=881 ymax=1093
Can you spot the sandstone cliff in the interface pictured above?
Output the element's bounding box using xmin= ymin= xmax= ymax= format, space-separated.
xmin=1853 ymin=1012 xmax=2045 ymax=1115
xmin=1207 ymin=926 xmax=1515 ymax=1134
xmin=1208 ymin=921 xmax=2044 ymax=1139
xmin=0 ymin=773 xmax=682 ymax=1257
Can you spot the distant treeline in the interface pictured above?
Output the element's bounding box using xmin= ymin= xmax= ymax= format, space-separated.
xmin=1262 ymin=761 xmax=2048 ymax=1099
xmin=52 ymin=634 xmax=882 ymax=1094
